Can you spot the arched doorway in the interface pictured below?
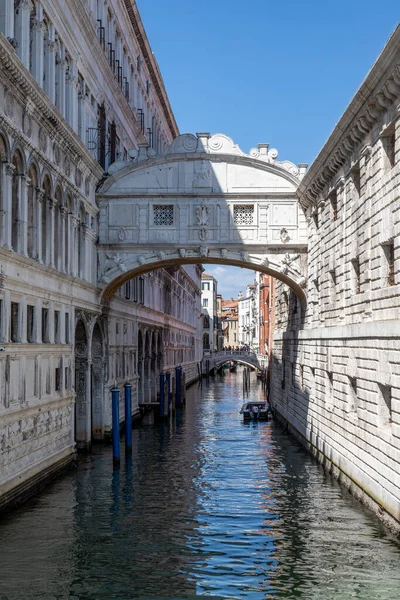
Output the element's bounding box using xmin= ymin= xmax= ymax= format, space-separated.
xmin=91 ymin=322 xmax=105 ymax=440
xmin=74 ymin=319 xmax=89 ymax=450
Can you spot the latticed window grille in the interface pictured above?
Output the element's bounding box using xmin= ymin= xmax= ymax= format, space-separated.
xmin=153 ymin=205 xmax=173 ymax=226
xmin=234 ymin=204 xmax=254 ymax=225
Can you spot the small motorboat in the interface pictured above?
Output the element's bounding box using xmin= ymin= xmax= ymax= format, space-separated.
xmin=240 ymin=401 xmax=270 ymax=421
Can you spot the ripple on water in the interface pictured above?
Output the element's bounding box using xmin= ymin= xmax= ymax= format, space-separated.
xmin=0 ymin=371 xmax=399 ymax=599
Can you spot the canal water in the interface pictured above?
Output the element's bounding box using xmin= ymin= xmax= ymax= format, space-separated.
xmin=0 ymin=370 xmax=399 ymax=599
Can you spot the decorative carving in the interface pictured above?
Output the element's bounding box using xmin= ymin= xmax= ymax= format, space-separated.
xmin=280 ymin=253 xmax=300 ymax=275
xmin=199 ymin=245 xmax=209 ymax=257
xmin=261 ymin=257 xmax=270 ymax=268
xmin=137 ymin=255 xmax=145 ymax=265
xmin=198 ymin=228 xmax=208 ymax=241
xmin=75 ymin=342 xmax=87 ymax=358
xmin=22 ymin=111 xmax=32 ymax=137
xmin=157 ymin=251 xmax=166 ymax=261
xmin=178 ymin=248 xmax=186 ymax=258
xmin=38 ymin=128 xmax=47 ymax=152
xmin=280 ymin=228 xmax=290 ymax=243
xmin=102 ymin=253 xmax=128 ymax=280
xmin=220 ymin=248 xmax=228 ymax=259
xmin=117 ymin=228 xmax=127 ymax=241
xmin=240 ymin=251 xmax=250 ymax=262
xmin=193 ymin=160 xmax=212 ymax=185
xmin=4 ymin=89 xmax=14 ymax=119
xmin=196 ymin=205 xmax=209 ymax=225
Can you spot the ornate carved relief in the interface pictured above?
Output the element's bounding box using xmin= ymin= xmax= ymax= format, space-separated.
xmin=196 ymin=205 xmax=209 ymax=225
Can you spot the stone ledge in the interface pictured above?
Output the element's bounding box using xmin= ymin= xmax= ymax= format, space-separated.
xmin=0 ymin=448 xmax=76 ymax=515
xmin=272 ymin=408 xmax=400 ymax=535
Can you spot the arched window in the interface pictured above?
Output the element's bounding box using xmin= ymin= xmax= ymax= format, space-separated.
xmin=54 ymin=186 xmax=62 ymax=269
xmin=42 ymin=175 xmax=51 ymax=264
xmin=27 ymin=163 xmax=38 ymax=258
xmin=11 ymin=150 xmax=24 ymax=253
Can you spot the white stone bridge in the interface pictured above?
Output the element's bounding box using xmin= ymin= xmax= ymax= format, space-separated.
xmin=96 ymin=132 xmax=309 ymax=306
xmin=201 ymin=350 xmax=268 ymax=375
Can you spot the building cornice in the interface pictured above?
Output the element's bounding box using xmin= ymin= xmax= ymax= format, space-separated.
xmin=123 ymin=0 xmax=179 ymax=139
xmin=298 ymin=24 xmax=400 ymax=209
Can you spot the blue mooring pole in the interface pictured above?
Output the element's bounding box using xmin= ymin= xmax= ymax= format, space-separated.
xmin=175 ymin=366 xmax=182 ymax=407
xmin=166 ymin=372 xmax=171 ymax=414
xmin=124 ymin=381 xmax=132 ymax=452
xmin=111 ymin=383 xmax=120 ymax=463
xmin=159 ymin=372 xmax=165 ymax=418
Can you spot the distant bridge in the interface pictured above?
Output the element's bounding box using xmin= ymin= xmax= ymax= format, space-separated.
xmin=201 ymin=350 xmax=268 ymax=375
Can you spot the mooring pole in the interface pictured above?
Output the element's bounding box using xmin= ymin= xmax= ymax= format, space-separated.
xmin=175 ymin=366 xmax=182 ymax=407
xmin=124 ymin=381 xmax=132 ymax=452
xmin=166 ymin=372 xmax=171 ymax=414
xmin=111 ymin=382 xmax=120 ymax=464
xmin=159 ymin=372 xmax=165 ymax=418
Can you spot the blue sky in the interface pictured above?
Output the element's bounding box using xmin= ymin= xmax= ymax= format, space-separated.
xmin=136 ymin=1 xmax=398 ymax=297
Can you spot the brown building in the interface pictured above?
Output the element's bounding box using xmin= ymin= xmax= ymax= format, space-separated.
xmin=219 ymin=298 xmax=239 ymax=348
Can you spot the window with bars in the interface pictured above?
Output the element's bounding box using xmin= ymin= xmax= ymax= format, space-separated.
xmin=153 ymin=205 xmax=173 ymax=226
xmin=234 ymin=205 xmax=254 ymax=225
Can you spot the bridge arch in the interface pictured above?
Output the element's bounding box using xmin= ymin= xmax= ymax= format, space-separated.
xmin=97 ymin=132 xmax=308 ymax=306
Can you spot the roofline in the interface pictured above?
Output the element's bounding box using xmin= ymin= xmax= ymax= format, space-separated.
xmin=298 ymin=24 xmax=400 ymax=207
xmin=124 ymin=1 xmax=179 ymax=139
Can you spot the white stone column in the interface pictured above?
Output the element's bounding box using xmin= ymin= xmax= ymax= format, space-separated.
xmin=81 ymin=223 xmax=88 ymax=280
xmin=15 ymin=0 xmax=31 ymax=69
xmin=2 ymin=163 xmax=14 ymax=250
xmin=48 ymin=198 xmax=55 ymax=268
xmin=66 ymin=60 xmax=79 ymax=132
xmin=44 ymin=37 xmax=56 ymax=103
xmin=72 ymin=216 xmax=79 ymax=277
xmin=36 ymin=188 xmax=44 ymax=263
xmin=0 ymin=291 xmax=10 ymax=342
xmin=0 ymin=0 xmax=14 ymax=40
xmin=35 ymin=298 xmax=42 ymax=343
xmin=31 ymin=18 xmax=44 ymax=86
xmin=20 ymin=174 xmax=28 ymax=256
xmin=20 ymin=297 xmax=27 ymax=344
xmin=78 ymin=81 xmax=87 ymax=144
xmin=49 ymin=302 xmax=55 ymax=343
xmin=60 ymin=205 xmax=66 ymax=273
xmin=56 ymin=45 xmax=66 ymax=117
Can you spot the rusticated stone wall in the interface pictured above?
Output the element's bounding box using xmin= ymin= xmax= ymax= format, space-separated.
xmin=271 ymin=27 xmax=400 ymax=531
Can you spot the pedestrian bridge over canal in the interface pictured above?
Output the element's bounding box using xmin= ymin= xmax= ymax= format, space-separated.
xmin=201 ymin=350 xmax=268 ymax=375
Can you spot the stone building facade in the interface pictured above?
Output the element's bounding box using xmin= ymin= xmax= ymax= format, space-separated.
xmin=0 ymin=0 xmax=202 ymax=508
xmin=271 ymin=27 xmax=400 ymax=531
xmin=201 ymin=273 xmax=219 ymax=351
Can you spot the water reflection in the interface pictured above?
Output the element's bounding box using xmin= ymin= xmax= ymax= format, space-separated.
xmin=0 ymin=369 xmax=399 ymax=599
